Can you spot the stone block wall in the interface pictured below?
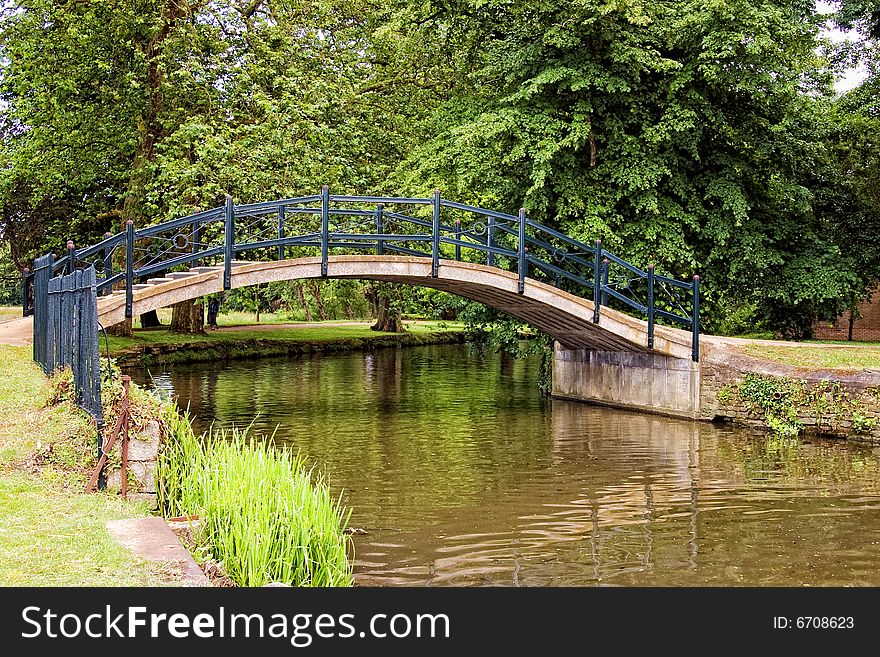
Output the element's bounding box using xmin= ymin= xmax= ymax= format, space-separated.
xmin=700 ymin=353 xmax=880 ymax=443
xmin=552 ymin=346 xmax=702 ymax=419
xmin=553 ymin=343 xmax=880 ymax=442
xmin=106 ymin=418 xmax=161 ymax=506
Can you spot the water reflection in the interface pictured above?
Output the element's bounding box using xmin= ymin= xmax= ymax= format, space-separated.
xmin=130 ymin=345 xmax=880 ymax=586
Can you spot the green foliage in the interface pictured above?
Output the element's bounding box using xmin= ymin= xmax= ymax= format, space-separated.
xmin=722 ymin=373 xmax=878 ymax=436
xmin=1 ymin=0 xmax=879 ymax=340
xmin=157 ymin=410 xmax=353 ymax=587
xmin=394 ymin=0 xmax=874 ymax=337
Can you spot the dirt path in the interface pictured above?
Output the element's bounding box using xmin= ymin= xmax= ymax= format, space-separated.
xmin=0 ymin=316 xmax=32 ymax=346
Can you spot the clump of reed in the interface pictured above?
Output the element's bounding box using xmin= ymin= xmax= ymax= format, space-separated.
xmin=157 ymin=409 xmax=352 ymax=587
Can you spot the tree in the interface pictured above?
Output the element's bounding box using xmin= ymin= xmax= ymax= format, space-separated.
xmin=0 ymin=0 xmax=443 ymax=331
xmin=393 ymin=0 xmax=860 ymax=337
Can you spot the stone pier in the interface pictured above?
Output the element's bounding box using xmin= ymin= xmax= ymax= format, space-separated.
xmin=552 ymin=344 xmax=704 ymax=420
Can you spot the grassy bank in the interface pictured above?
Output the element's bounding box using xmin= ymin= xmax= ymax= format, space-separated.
xmin=0 ymin=345 xmax=178 ymax=585
xmin=738 ymin=342 xmax=880 ymax=370
xmin=108 ymin=320 xmax=467 ymax=366
xmin=158 ymin=414 xmax=353 ymax=587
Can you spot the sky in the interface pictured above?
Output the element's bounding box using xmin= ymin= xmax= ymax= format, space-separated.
xmin=816 ymin=1 xmax=870 ymax=93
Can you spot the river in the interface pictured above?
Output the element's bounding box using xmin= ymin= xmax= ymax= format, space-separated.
xmin=129 ymin=343 xmax=880 ymax=586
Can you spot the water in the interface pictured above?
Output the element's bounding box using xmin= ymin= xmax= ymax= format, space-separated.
xmin=129 ymin=344 xmax=880 ymax=586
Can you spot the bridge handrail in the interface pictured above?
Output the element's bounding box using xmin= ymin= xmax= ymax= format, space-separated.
xmin=34 ymin=189 xmax=701 ymax=361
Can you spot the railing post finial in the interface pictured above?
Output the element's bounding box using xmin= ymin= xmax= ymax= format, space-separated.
xmin=691 ymin=274 xmax=701 ymax=362
xmin=592 ymin=240 xmax=602 ymax=322
xmin=647 ymin=264 xmax=655 ymax=350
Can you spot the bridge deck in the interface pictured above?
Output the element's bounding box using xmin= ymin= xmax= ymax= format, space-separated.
xmin=95 ymin=255 xmax=695 ymax=358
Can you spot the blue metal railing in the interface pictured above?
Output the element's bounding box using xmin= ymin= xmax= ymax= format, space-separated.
xmin=29 ymin=190 xmax=702 ymax=360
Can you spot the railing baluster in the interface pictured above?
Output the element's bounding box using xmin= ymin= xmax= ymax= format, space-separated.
xmin=192 ymin=220 xmax=201 ymax=267
xmin=593 ymin=239 xmax=602 ymax=323
xmin=277 ymin=205 xmax=285 ymax=261
xmin=321 ymin=185 xmax=329 ymax=277
xmin=647 ymin=264 xmax=655 ymax=349
xmin=125 ymin=221 xmax=134 ymax=319
xmin=517 ymin=208 xmax=526 ymax=294
xmin=454 ymin=219 xmax=461 ymax=261
xmin=487 ymin=217 xmax=495 ymax=268
xmin=692 ymin=275 xmax=700 ymax=362
xmin=102 ymin=232 xmax=113 ymax=295
xmin=601 ymin=257 xmax=609 ymax=307
xmin=224 ymin=195 xmax=234 ymax=290
xmin=376 ymin=204 xmax=384 ymax=256
xmin=432 ymin=190 xmax=441 ymax=277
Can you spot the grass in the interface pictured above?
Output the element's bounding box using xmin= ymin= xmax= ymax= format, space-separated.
xmin=0 ymin=345 xmax=179 ymax=585
xmin=106 ymin=320 xmax=464 ymax=354
xmin=0 ymin=306 xmax=21 ymax=324
xmin=739 ymin=343 xmax=880 ymax=370
xmin=157 ymin=411 xmax=353 ymax=587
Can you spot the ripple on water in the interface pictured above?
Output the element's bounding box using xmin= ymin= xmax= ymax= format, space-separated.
xmin=129 ymin=344 xmax=880 ymax=586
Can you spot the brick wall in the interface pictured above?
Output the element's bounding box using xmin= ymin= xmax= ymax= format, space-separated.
xmin=813 ymin=287 xmax=880 ymax=341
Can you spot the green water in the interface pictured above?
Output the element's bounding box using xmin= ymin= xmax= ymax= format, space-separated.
xmin=130 ymin=344 xmax=880 ymax=586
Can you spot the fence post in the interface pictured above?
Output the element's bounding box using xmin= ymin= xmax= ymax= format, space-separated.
xmin=487 ymin=217 xmax=495 ymax=268
xmin=46 ymin=275 xmax=59 ymax=373
xmin=224 ymin=195 xmax=234 ymax=290
xmin=33 ymin=254 xmax=53 ymax=369
xmin=376 ymin=204 xmax=384 ymax=256
xmin=647 ymin=264 xmax=655 ymax=350
xmin=125 ymin=220 xmax=134 ymax=319
xmin=121 ymin=375 xmax=131 ymax=499
xmin=21 ymin=268 xmax=30 ymax=315
xmin=321 ymin=185 xmax=329 ymax=277
xmin=66 ymin=240 xmax=76 ymax=274
xmin=517 ymin=208 xmax=526 ymax=294
xmin=277 ymin=205 xmax=285 ymax=261
xmin=593 ymin=240 xmax=602 ymax=323
xmin=432 ymin=190 xmax=441 ymax=277
xmin=692 ymin=275 xmax=700 ymax=362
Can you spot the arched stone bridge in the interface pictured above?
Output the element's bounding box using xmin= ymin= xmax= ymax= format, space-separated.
xmin=27 ymin=190 xmax=704 ymax=417
xmin=94 ymin=256 xmax=696 ymax=360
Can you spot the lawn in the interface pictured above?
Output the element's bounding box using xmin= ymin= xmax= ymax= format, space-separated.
xmin=106 ymin=319 xmax=464 ymax=353
xmin=738 ymin=342 xmax=880 ymax=370
xmin=0 ymin=345 xmax=179 ymax=586
xmin=0 ymin=306 xmax=21 ymax=324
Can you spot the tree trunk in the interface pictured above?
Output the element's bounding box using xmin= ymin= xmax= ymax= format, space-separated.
xmin=371 ymin=294 xmax=404 ymax=332
xmin=106 ymin=318 xmax=133 ymax=337
xmin=310 ymin=282 xmax=329 ymax=321
xmin=139 ymin=309 xmax=162 ymax=328
xmin=365 ymin=284 xmax=379 ymax=318
xmin=294 ymin=284 xmax=313 ymax=321
xmin=170 ymin=299 xmax=204 ymax=334
xmin=848 ymin=310 xmax=855 ymax=342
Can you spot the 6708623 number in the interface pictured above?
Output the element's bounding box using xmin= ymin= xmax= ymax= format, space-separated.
xmin=796 ymin=617 xmax=853 ymax=629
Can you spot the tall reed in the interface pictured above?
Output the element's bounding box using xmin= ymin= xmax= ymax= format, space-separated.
xmin=157 ymin=408 xmax=352 ymax=587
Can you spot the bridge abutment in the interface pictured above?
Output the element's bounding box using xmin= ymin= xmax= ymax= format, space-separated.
xmin=551 ymin=344 xmax=705 ymax=420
